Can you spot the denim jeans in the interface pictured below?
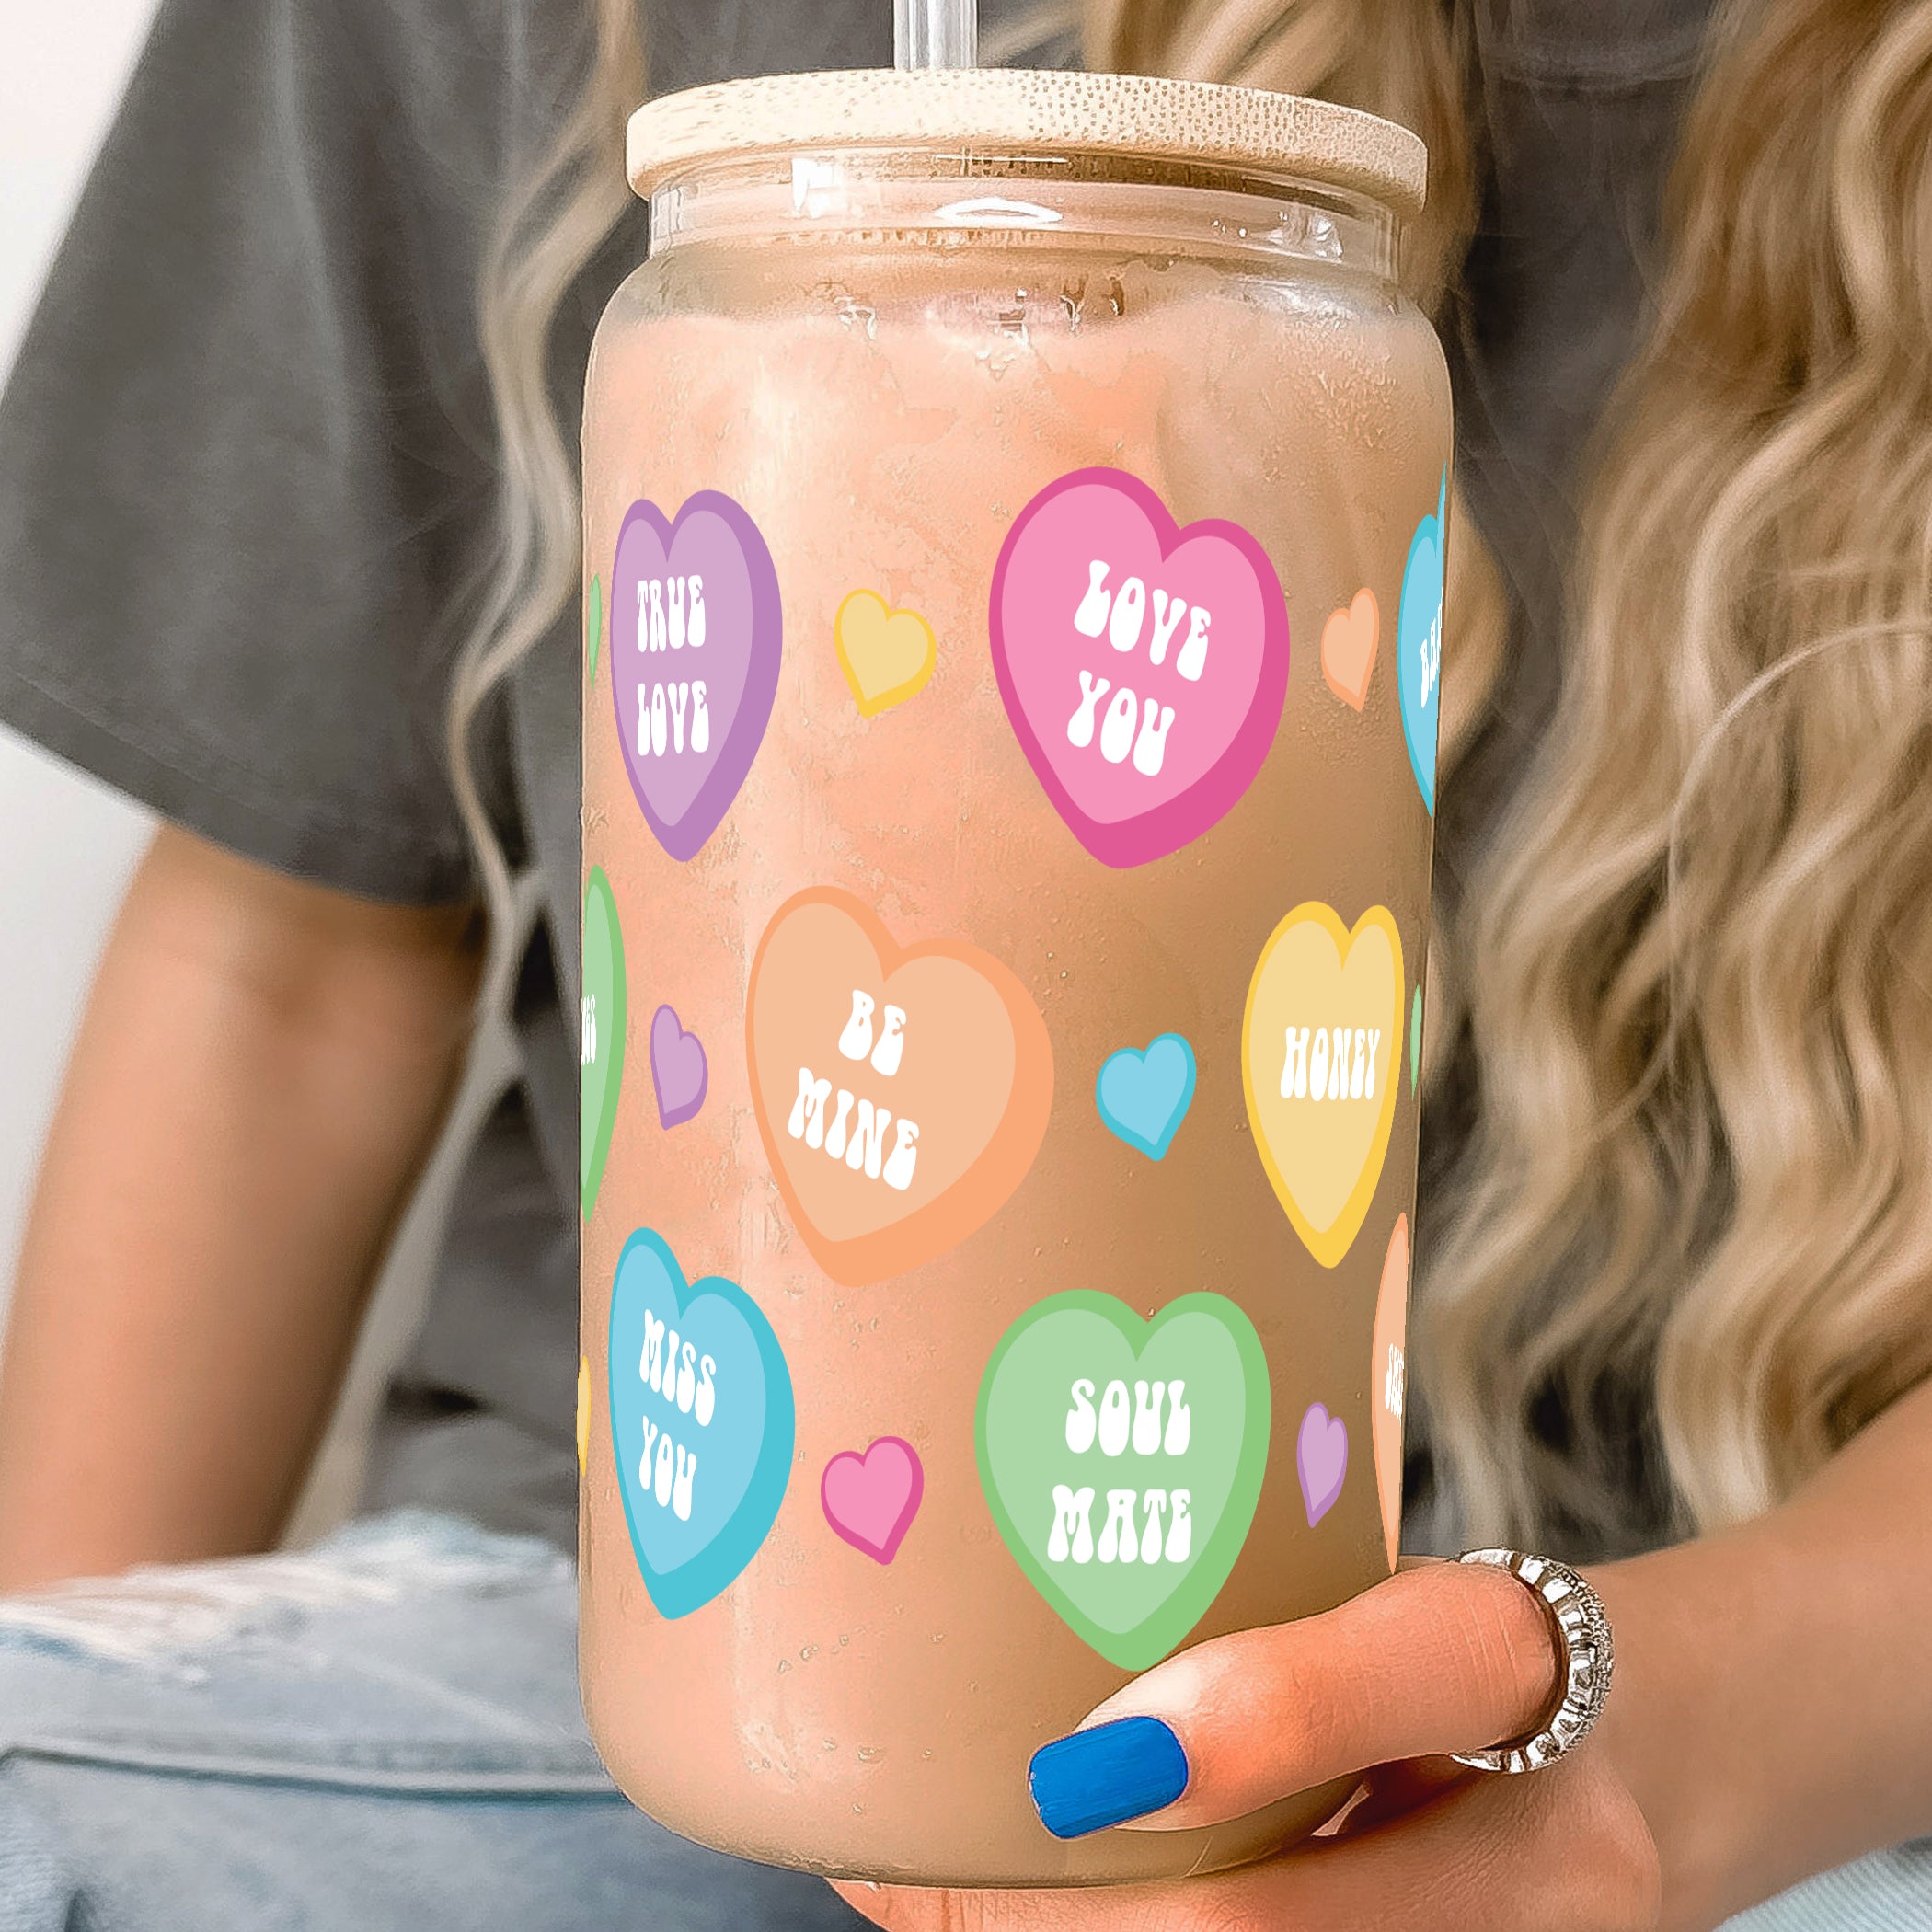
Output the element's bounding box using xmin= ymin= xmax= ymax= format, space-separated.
xmin=0 ymin=1512 xmax=864 ymax=1932
xmin=0 ymin=1512 xmax=1924 ymax=1930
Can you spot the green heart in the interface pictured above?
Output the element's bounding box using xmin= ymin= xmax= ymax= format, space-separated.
xmin=587 ymin=573 xmax=604 ymax=688
xmin=581 ymin=865 xmax=626 ymax=1220
xmin=1409 ymin=984 xmax=1423 ymax=1093
xmin=976 ymin=1291 xmax=1271 ymax=1671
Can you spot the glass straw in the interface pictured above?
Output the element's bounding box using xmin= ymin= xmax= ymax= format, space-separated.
xmin=895 ymin=0 xmax=978 ymax=70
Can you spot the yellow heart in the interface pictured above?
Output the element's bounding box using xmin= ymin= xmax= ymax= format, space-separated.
xmin=835 ymin=589 xmax=937 ymax=718
xmin=1242 ymin=903 xmax=1406 ymax=1269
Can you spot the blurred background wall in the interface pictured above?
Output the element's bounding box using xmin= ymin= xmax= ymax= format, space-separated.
xmin=0 ymin=0 xmax=164 ymax=1319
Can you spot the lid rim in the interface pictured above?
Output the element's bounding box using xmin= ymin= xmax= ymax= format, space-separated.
xmin=626 ymin=70 xmax=1428 ymax=220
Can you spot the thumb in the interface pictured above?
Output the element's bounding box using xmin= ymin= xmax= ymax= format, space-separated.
xmin=1029 ymin=1560 xmax=1559 ymax=1835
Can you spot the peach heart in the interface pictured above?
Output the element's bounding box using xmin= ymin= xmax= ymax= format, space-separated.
xmin=1371 ymin=1215 xmax=1409 ymax=1569
xmin=835 ymin=589 xmax=937 ymax=718
xmin=747 ymin=889 xmax=1053 ymax=1286
xmin=1242 ymin=903 xmax=1406 ymax=1269
xmin=1320 ymin=587 xmax=1379 ymax=710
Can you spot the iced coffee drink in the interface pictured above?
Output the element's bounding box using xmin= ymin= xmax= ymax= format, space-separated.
xmin=579 ymin=68 xmax=1450 ymax=1885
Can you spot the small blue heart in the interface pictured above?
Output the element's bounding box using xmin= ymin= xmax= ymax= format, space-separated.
xmin=1397 ymin=470 xmax=1446 ymax=816
xmin=607 ymin=1229 xmax=794 ymax=1620
xmin=1095 ymin=1033 xmax=1198 ymax=1161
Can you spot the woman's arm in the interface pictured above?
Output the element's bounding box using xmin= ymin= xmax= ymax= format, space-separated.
xmin=836 ymin=1377 xmax=1932 ymax=1932
xmin=0 ymin=824 xmax=479 ymax=1592
xmin=1598 ymin=1374 xmax=1932 ymax=1922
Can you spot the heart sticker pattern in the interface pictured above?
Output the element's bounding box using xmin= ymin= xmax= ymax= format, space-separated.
xmin=1320 ymin=588 xmax=1379 ymax=711
xmin=1095 ymin=1033 xmax=1197 ymax=1161
xmin=581 ymin=867 xmax=626 ymax=1223
xmin=976 ymin=1290 xmax=1271 ymax=1671
xmin=746 ymin=888 xmax=1053 ymax=1287
xmin=1410 ymin=985 xmax=1423 ymax=1093
xmin=610 ymin=492 xmax=782 ymax=862
xmin=822 ymin=1436 xmax=925 ymax=1564
xmin=1372 ymin=1215 xmax=1409 ymax=1568
xmin=990 ymin=467 xmax=1291 ymax=868
xmin=587 ymin=573 xmax=603 ymax=689
xmin=1243 ymin=903 xmax=1406 ymax=1269
xmin=835 ymin=590 xmax=937 ymax=718
xmin=650 ymin=1005 xmax=707 ymax=1129
xmin=606 ymin=1229 xmax=795 ymax=1619
xmin=1397 ymin=473 xmax=1446 ymax=814
xmin=1297 ymin=1403 xmax=1349 ymax=1528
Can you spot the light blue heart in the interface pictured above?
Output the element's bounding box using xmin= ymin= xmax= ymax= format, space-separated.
xmin=607 ymin=1229 xmax=794 ymax=1620
xmin=1096 ymin=1032 xmax=1198 ymax=1161
xmin=1397 ymin=470 xmax=1446 ymax=815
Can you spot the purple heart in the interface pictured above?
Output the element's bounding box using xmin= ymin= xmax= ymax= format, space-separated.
xmin=610 ymin=492 xmax=782 ymax=863
xmin=1297 ymin=1402 xmax=1349 ymax=1528
xmin=650 ymin=1005 xmax=707 ymax=1129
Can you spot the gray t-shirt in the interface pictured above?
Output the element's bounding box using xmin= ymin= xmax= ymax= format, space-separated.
xmin=0 ymin=0 xmax=1716 ymax=1551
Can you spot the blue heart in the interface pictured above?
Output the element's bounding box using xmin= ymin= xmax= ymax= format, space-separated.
xmin=1397 ymin=471 xmax=1446 ymax=815
xmin=1095 ymin=1033 xmax=1199 ymax=1160
xmin=607 ymin=1229 xmax=794 ymax=1619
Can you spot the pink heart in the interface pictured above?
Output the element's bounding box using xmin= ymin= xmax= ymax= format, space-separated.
xmin=1297 ymin=1402 xmax=1350 ymax=1528
xmin=821 ymin=1436 xmax=925 ymax=1564
xmin=990 ymin=467 xmax=1291 ymax=868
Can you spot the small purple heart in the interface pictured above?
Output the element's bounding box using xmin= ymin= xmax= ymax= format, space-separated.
xmin=650 ymin=1005 xmax=707 ymax=1129
xmin=1297 ymin=1402 xmax=1349 ymax=1528
xmin=610 ymin=491 xmax=783 ymax=863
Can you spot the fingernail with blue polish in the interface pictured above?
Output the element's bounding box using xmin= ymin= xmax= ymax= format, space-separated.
xmin=1028 ymin=1716 xmax=1190 ymax=1839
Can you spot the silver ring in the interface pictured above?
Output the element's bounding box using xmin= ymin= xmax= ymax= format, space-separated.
xmin=1449 ymin=1547 xmax=1615 ymax=1775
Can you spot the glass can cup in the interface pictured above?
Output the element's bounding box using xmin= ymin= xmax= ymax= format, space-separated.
xmin=580 ymin=68 xmax=1451 ymax=1888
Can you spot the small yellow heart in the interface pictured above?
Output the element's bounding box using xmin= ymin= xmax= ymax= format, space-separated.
xmin=835 ymin=589 xmax=937 ymax=719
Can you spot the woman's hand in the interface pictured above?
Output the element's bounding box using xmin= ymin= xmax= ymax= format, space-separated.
xmin=831 ymin=1382 xmax=1932 ymax=1932
xmin=833 ymin=1559 xmax=1661 ymax=1932
xmin=833 ymin=1384 xmax=1932 ymax=1932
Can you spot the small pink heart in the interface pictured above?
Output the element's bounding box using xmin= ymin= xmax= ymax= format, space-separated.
xmin=821 ymin=1436 xmax=925 ymax=1564
xmin=1320 ymin=588 xmax=1379 ymax=710
xmin=1297 ymin=1402 xmax=1350 ymax=1528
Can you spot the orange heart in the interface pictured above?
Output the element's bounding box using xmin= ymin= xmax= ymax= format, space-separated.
xmin=747 ymin=889 xmax=1053 ymax=1286
xmin=1371 ymin=1215 xmax=1409 ymax=1570
xmin=834 ymin=589 xmax=937 ymax=718
xmin=1320 ymin=587 xmax=1379 ymax=711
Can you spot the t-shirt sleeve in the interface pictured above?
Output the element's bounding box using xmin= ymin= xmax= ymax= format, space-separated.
xmin=0 ymin=0 xmax=526 ymax=903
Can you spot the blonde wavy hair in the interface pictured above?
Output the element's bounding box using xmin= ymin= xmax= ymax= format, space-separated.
xmin=450 ymin=0 xmax=1932 ymax=1553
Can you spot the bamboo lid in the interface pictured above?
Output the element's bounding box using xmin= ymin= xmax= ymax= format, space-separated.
xmin=627 ymin=69 xmax=1427 ymax=218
